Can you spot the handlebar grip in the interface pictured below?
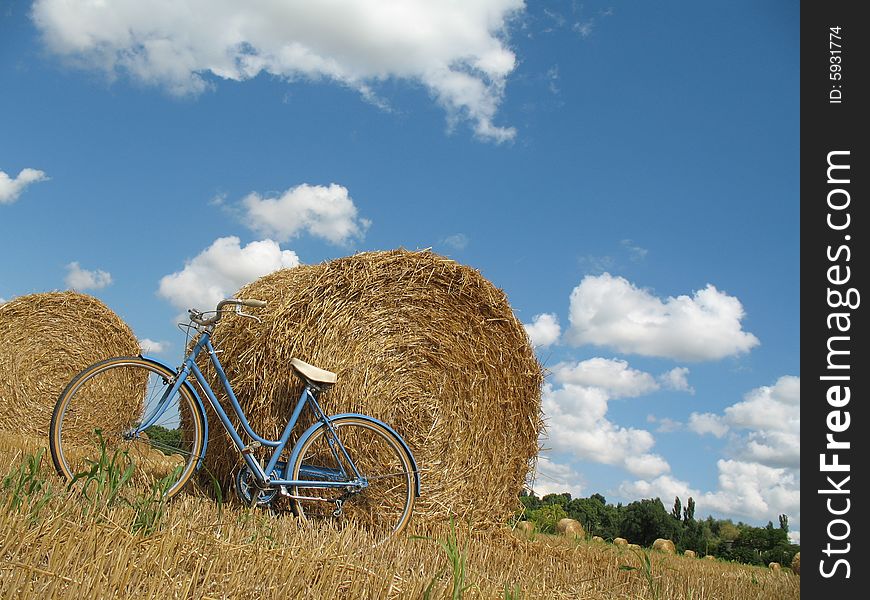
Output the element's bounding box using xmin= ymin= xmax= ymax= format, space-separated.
xmin=239 ymin=299 xmax=267 ymax=308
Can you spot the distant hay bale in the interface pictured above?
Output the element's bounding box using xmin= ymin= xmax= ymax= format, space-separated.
xmin=515 ymin=521 xmax=534 ymax=536
xmin=613 ymin=538 xmax=628 ymax=547
xmin=198 ymin=249 xmax=543 ymax=525
xmin=556 ymin=518 xmax=584 ymax=538
xmin=769 ymin=562 xmax=781 ymax=572
xmin=652 ymin=538 xmax=676 ymax=554
xmin=683 ymin=550 xmax=696 ymax=558
xmin=704 ymin=555 xmax=716 ymax=561
xmin=790 ymin=552 xmax=800 ymax=575
xmin=592 ymin=536 xmax=604 ymax=543
xmin=0 ymin=291 xmax=140 ymax=438
xmin=628 ymin=543 xmax=641 ymax=550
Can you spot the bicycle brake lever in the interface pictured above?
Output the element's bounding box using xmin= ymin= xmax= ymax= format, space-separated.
xmin=237 ymin=310 xmax=262 ymax=323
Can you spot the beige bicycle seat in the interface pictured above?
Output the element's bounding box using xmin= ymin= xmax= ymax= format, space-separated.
xmin=290 ymin=358 xmax=337 ymax=385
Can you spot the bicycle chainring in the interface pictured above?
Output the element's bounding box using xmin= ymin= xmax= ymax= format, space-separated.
xmin=234 ymin=468 xmax=278 ymax=507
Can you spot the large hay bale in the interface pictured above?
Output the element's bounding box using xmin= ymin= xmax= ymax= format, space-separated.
xmin=613 ymin=538 xmax=628 ymax=547
xmin=790 ymin=552 xmax=800 ymax=575
xmin=652 ymin=538 xmax=676 ymax=554
xmin=199 ymin=249 xmax=543 ymax=525
xmin=0 ymin=291 xmax=140 ymax=437
xmin=556 ymin=518 xmax=584 ymax=538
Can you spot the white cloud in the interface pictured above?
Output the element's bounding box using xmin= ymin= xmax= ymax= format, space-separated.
xmin=564 ymin=273 xmax=760 ymax=361
xmin=442 ymin=233 xmax=469 ymax=251
xmin=552 ymin=357 xmax=658 ymax=398
xmin=689 ymin=376 xmax=800 ymax=468
xmin=659 ymin=367 xmax=694 ymax=393
xmin=647 ymin=415 xmax=682 ymax=433
xmin=32 ymin=0 xmax=522 ymax=142
xmin=65 ymin=262 xmax=113 ymax=290
xmin=687 ymin=412 xmax=729 ymax=438
xmin=542 ymin=381 xmax=670 ymax=479
xmin=242 ymin=183 xmax=369 ymax=246
xmin=530 ymin=455 xmax=585 ymax=499
xmin=139 ymin=338 xmax=168 ymax=354
xmin=158 ymin=236 xmax=300 ymax=311
xmin=523 ymin=313 xmax=561 ymax=347
xmin=0 ymin=168 xmax=48 ymax=204
xmin=619 ymin=460 xmax=800 ymax=526
xmin=624 ymin=376 xmax=802 ymax=531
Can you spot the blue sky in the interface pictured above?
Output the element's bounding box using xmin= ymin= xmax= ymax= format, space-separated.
xmin=1 ymin=1 xmax=799 ymax=540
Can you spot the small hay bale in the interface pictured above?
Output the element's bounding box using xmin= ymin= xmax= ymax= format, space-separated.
xmin=683 ymin=550 xmax=696 ymax=558
xmin=628 ymin=543 xmax=641 ymax=550
xmin=556 ymin=518 xmax=584 ymax=538
xmin=198 ymin=249 xmax=543 ymax=525
xmin=592 ymin=536 xmax=604 ymax=543
xmin=769 ymin=562 xmax=781 ymax=572
xmin=613 ymin=537 xmax=628 ymax=547
xmin=704 ymin=555 xmax=716 ymax=561
xmin=791 ymin=552 xmax=800 ymax=575
xmin=0 ymin=291 xmax=140 ymax=437
xmin=515 ymin=521 xmax=535 ymax=536
xmin=652 ymin=538 xmax=676 ymax=554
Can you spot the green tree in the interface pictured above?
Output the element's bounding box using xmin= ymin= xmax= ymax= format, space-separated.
xmin=672 ymin=496 xmax=682 ymax=520
xmin=620 ymin=498 xmax=679 ymax=547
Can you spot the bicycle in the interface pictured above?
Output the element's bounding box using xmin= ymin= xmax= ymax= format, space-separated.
xmin=49 ymin=298 xmax=420 ymax=541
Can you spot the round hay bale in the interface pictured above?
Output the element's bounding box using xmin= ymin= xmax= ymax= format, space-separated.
xmin=0 ymin=291 xmax=140 ymax=438
xmin=790 ymin=552 xmax=800 ymax=575
xmin=628 ymin=543 xmax=641 ymax=550
xmin=515 ymin=521 xmax=535 ymax=536
xmin=198 ymin=249 xmax=543 ymax=525
xmin=704 ymin=555 xmax=716 ymax=561
xmin=592 ymin=536 xmax=604 ymax=543
xmin=652 ymin=538 xmax=676 ymax=554
xmin=613 ymin=537 xmax=628 ymax=547
xmin=556 ymin=518 xmax=584 ymax=538
xmin=769 ymin=562 xmax=781 ymax=572
xmin=683 ymin=550 xmax=696 ymax=558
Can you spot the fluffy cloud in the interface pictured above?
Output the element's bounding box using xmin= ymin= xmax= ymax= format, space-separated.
xmin=158 ymin=236 xmax=300 ymax=311
xmin=0 ymin=168 xmax=48 ymax=204
xmin=242 ymin=183 xmax=369 ymax=245
xmin=619 ymin=459 xmax=800 ymax=525
xmin=689 ymin=376 xmax=800 ymax=468
xmin=139 ymin=338 xmax=168 ymax=354
xmin=659 ymin=367 xmax=694 ymax=393
xmin=65 ymin=262 xmax=112 ymax=290
xmin=523 ymin=313 xmax=561 ymax=347
xmin=542 ymin=380 xmax=670 ymax=479
xmin=32 ymin=0 xmax=522 ymax=142
xmin=552 ymin=357 xmax=658 ymax=398
xmin=687 ymin=412 xmax=729 ymax=438
xmin=530 ymin=455 xmax=585 ymax=498
xmin=564 ymin=273 xmax=760 ymax=361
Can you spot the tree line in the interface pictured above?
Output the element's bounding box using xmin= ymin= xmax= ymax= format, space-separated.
xmin=519 ymin=492 xmax=799 ymax=567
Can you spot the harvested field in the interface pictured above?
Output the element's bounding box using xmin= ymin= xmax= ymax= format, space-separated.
xmin=0 ymin=432 xmax=800 ymax=600
xmin=196 ymin=249 xmax=544 ymax=526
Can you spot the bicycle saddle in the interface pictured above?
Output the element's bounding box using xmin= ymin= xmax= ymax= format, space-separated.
xmin=290 ymin=358 xmax=337 ymax=386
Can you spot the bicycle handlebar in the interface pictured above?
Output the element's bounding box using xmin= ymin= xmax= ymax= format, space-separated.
xmin=188 ymin=298 xmax=267 ymax=327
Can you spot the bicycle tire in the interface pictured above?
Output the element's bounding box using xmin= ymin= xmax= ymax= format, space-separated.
xmin=50 ymin=356 xmax=204 ymax=500
xmin=290 ymin=416 xmax=416 ymax=543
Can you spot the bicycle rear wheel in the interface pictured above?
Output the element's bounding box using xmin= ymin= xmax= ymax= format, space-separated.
xmin=50 ymin=357 xmax=204 ymax=499
xmin=290 ymin=416 xmax=416 ymax=543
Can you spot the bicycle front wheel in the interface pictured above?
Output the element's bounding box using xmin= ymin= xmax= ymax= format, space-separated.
xmin=50 ymin=357 xmax=204 ymax=499
xmin=290 ymin=416 xmax=416 ymax=543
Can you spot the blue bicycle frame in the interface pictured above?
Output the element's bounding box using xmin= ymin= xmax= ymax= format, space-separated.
xmin=136 ymin=330 xmax=403 ymax=493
